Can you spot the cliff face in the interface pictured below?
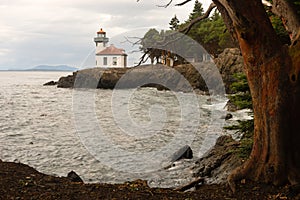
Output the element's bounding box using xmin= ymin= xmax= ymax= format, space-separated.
xmin=57 ymin=48 xmax=244 ymax=94
xmin=58 ymin=64 xmax=213 ymax=92
xmin=214 ymin=48 xmax=244 ymax=93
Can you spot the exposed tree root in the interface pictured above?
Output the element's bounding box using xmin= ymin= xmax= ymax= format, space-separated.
xmin=227 ymin=160 xmax=252 ymax=193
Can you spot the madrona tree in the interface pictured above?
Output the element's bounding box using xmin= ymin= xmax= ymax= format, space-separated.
xmin=138 ymin=0 xmax=300 ymax=192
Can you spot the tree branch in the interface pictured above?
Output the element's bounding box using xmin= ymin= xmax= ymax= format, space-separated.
xmin=135 ymin=49 xmax=151 ymax=67
xmin=175 ymin=0 xmax=193 ymax=6
xmin=179 ymin=3 xmax=216 ymax=34
xmin=157 ymin=0 xmax=173 ymax=8
xmin=270 ymin=0 xmax=300 ymax=42
xmin=121 ymin=36 xmax=142 ymax=47
xmin=156 ymin=0 xmax=193 ymax=8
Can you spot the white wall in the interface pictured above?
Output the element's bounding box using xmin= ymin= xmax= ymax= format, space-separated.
xmin=96 ymin=55 xmax=127 ymax=68
xmin=95 ymin=42 xmax=107 ymax=54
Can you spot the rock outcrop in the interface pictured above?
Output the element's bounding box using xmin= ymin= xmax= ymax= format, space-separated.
xmin=57 ymin=72 xmax=77 ymax=88
xmin=55 ymin=48 xmax=244 ymax=93
xmin=57 ymin=64 xmax=212 ymax=92
xmin=43 ymin=81 xmax=57 ymax=86
xmin=191 ymin=135 xmax=242 ymax=184
xmin=214 ymin=48 xmax=245 ymax=93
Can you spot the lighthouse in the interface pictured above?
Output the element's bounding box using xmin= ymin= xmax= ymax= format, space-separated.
xmin=94 ymin=28 xmax=127 ymax=68
xmin=94 ymin=28 xmax=109 ymax=53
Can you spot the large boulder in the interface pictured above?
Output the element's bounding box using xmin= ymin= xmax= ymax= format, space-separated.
xmin=67 ymin=171 xmax=83 ymax=183
xmin=214 ymin=48 xmax=245 ymax=93
xmin=171 ymin=145 xmax=193 ymax=162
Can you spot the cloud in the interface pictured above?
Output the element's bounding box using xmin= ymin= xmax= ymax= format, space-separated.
xmin=0 ymin=0 xmax=212 ymax=69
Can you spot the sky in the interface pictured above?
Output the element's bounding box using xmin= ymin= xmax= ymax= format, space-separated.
xmin=0 ymin=0 xmax=211 ymax=70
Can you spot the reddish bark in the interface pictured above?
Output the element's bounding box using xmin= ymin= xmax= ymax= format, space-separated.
xmin=211 ymin=0 xmax=300 ymax=192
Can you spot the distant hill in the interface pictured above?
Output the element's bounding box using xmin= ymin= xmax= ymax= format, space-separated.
xmin=27 ymin=65 xmax=78 ymax=71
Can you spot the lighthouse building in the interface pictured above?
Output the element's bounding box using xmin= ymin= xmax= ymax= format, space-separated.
xmin=94 ymin=28 xmax=127 ymax=68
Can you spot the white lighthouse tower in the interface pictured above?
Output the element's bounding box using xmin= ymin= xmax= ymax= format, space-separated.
xmin=94 ymin=28 xmax=109 ymax=53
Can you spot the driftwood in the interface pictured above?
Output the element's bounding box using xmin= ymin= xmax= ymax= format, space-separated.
xmin=174 ymin=177 xmax=205 ymax=192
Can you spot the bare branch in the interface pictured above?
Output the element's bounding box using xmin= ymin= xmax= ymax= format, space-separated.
xmin=121 ymin=36 xmax=141 ymax=47
xmin=135 ymin=49 xmax=151 ymax=67
xmin=156 ymin=0 xmax=193 ymax=8
xmin=175 ymin=0 xmax=193 ymax=6
xmin=179 ymin=3 xmax=216 ymax=34
xmin=157 ymin=0 xmax=173 ymax=8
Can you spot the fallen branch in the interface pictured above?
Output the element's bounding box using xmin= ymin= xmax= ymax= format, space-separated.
xmin=174 ymin=177 xmax=205 ymax=192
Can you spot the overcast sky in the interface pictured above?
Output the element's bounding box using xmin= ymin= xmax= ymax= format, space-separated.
xmin=0 ymin=0 xmax=211 ymax=70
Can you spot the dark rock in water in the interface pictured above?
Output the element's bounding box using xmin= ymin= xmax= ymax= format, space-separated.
xmin=220 ymin=113 xmax=233 ymax=120
xmin=225 ymin=113 xmax=233 ymax=120
xmin=67 ymin=171 xmax=83 ymax=183
xmin=43 ymin=81 xmax=57 ymax=86
xmin=58 ymin=72 xmax=77 ymax=88
xmin=171 ymin=145 xmax=193 ymax=162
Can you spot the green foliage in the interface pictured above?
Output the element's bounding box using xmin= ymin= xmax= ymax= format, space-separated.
xmin=226 ymin=120 xmax=254 ymax=159
xmin=140 ymin=29 xmax=163 ymax=63
xmin=181 ymin=5 xmax=236 ymax=56
xmin=169 ymin=15 xmax=180 ymax=30
xmin=229 ymin=73 xmax=252 ymax=110
xmin=231 ymin=74 xmax=249 ymax=93
xmin=225 ymin=120 xmax=254 ymax=138
xmin=187 ymin=0 xmax=204 ymax=21
xmin=236 ymin=136 xmax=253 ymax=159
xmin=141 ymin=26 xmax=208 ymax=64
xmin=225 ymin=73 xmax=254 ymax=159
xmin=193 ymin=11 xmax=234 ymax=55
xmin=270 ymin=15 xmax=290 ymax=44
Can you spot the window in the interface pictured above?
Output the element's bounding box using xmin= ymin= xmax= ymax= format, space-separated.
xmin=103 ymin=57 xmax=107 ymax=65
xmin=113 ymin=57 xmax=117 ymax=65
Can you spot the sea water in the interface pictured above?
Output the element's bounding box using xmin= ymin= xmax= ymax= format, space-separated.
xmin=0 ymin=71 xmax=240 ymax=188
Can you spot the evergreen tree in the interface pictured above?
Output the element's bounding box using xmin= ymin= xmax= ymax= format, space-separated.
xmin=169 ymin=15 xmax=180 ymax=30
xmin=226 ymin=73 xmax=254 ymax=159
xmin=188 ymin=0 xmax=204 ymax=21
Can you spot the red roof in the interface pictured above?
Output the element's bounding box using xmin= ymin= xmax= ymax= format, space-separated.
xmin=96 ymin=44 xmax=127 ymax=56
xmin=97 ymin=28 xmax=106 ymax=34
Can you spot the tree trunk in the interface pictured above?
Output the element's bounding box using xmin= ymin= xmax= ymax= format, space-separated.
xmin=212 ymin=0 xmax=300 ymax=191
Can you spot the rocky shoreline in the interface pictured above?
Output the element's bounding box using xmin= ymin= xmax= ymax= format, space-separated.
xmin=56 ymin=63 xmax=214 ymax=92
xmin=27 ymin=48 xmax=299 ymax=198
xmin=0 ymin=137 xmax=296 ymax=199
xmin=49 ymin=48 xmax=244 ymax=94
